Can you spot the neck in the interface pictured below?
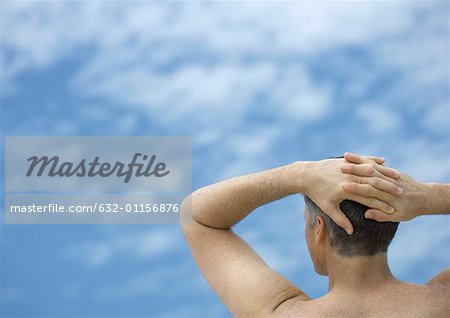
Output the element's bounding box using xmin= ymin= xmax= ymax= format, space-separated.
xmin=326 ymin=252 xmax=397 ymax=293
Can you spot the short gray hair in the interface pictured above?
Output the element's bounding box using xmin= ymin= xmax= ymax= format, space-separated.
xmin=304 ymin=196 xmax=399 ymax=256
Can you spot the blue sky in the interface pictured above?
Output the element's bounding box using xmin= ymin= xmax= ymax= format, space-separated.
xmin=1 ymin=1 xmax=449 ymax=317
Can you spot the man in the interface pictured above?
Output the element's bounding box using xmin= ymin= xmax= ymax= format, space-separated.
xmin=181 ymin=153 xmax=450 ymax=317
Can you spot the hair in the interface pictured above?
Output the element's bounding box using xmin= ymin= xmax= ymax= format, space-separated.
xmin=304 ymin=196 xmax=399 ymax=257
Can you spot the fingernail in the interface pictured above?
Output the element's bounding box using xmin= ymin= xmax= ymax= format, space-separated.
xmin=395 ymin=187 xmax=403 ymax=195
xmin=386 ymin=206 xmax=394 ymax=213
xmin=341 ymin=164 xmax=350 ymax=169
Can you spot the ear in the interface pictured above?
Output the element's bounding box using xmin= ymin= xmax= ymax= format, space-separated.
xmin=314 ymin=215 xmax=327 ymax=244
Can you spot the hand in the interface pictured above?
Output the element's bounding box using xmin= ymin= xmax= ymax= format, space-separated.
xmin=343 ymin=172 xmax=429 ymax=222
xmin=341 ymin=152 xmax=428 ymax=222
xmin=301 ymin=154 xmax=402 ymax=234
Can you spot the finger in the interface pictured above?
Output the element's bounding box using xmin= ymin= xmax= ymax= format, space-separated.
xmin=328 ymin=207 xmax=354 ymax=235
xmin=342 ymin=182 xmax=394 ymax=203
xmin=374 ymin=164 xmax=401 ymax=179
xmin=344 ymin=152 xmax=384 ymax=165
xmin=341 ymin=162 xmax=377 ymax=177
xmin=343 ymin=178 xmax=402 ymax=197
xmin=344 ymin=193 xmax=395 ymax=214
xmin=365 ymin=209 xmax=399 ymax=222
xmin=344 ymin=153 xmax=399 ymax=178
xmin=341 ymin=163 xmax=402 ymax=187
xmin=344 ymin=152 xmax=368 ymax=164
xmin=364 ymin=156 xmax=385 ymax=165
xmin=364 ymin=177 xmax=401 ymax=195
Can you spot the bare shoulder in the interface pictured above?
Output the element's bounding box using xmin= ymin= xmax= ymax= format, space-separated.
xmin=272 ymin=283 xmax=450 ymax=318
xmin=424 ymin=276 xmax=450 ymax=316
xmin=391 ymin=282 xmax=450 ymax=317
xmin=425 ymin=268 xmax=450 ymax=314
xmin=427 ymin=267 xmax=450 ymax=289
xmin=423 ymin=283 xmax=450 ymax=318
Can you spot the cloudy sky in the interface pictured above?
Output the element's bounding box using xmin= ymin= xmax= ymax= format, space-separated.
xmin=1 ymin=1 xmax=449 ymax=317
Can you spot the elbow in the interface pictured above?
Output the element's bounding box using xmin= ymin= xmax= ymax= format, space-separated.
xmin=179 ymin=192 xmax=228 ymax=233
xmin=179 ymin=194 xmax=194 ymax=233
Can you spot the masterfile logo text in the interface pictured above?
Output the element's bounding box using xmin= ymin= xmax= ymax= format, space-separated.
xmin=26 ymin=153 xmax=170 ymax=183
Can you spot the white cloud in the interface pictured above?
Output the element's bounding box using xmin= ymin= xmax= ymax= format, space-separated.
xmin=72 ymin=61 xmax=277 ymax=129
xmin=1 ymin=1 xmax=437 ymax=121
xmin=4 ymin=0 xmax=443 ymax=181
xmin=390 ymin=215 xmax=450 ymax=279
xmin=270 ymin=67 xmax=332 ymax=121
xmin=66 ymin=241 xmax=113 ymax=268
xmin=392 ymin=138 xmax=450 ymax=182
xmin=65 ymin=228 xmax=180 ymax=268
xmin=357 ymin=105 xmax=402 ymax=134
xmin=215 ymin=126 xmax=280 ymax=179
xmin=421 ymin=102 xmax=450 ymax=135
xmin=2 ymin=3 xmax=447 ymax=182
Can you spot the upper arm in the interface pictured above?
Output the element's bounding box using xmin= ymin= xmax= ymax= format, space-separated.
xmin=181 ymin=219 xmax=310 ymax=316
xmin=427 ymin=267 xmax=450 ymax=289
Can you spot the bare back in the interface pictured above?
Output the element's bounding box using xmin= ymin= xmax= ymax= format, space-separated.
xmin=275 ymin=282 xmax=449 ymax=318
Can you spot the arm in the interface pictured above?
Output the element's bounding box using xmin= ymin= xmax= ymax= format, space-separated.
xmin=181 ymin=163 xmax=306 ymax=317
xmin=420 ymin=183 xmax=450 ymax=216
xmin=181 ymin=157 xmax=400 ymax=316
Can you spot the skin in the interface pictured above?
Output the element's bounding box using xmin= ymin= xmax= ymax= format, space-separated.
xmin=341 ymin=152 xmax=450 ymax=222
xmin=181 ymin=154 xmax=450 ymax=317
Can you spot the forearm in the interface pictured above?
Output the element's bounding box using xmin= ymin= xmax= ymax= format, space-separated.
xmin=421 ymin=183 xmax=450 ymax=216
xmin=185 ymin=162 xmax=305 ymax=229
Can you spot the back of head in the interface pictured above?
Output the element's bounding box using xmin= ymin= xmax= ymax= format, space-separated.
xmin=304 ymin=196 xmax=399 ymax=256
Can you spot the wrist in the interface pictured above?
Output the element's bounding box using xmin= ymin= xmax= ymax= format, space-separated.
xmin=411 ymin=182 xmax=433 ymax=217
xmin=423 ymin=183 xmax=450 ymax=215
xmin=282 ymin=161 xmax=310 ymax=194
